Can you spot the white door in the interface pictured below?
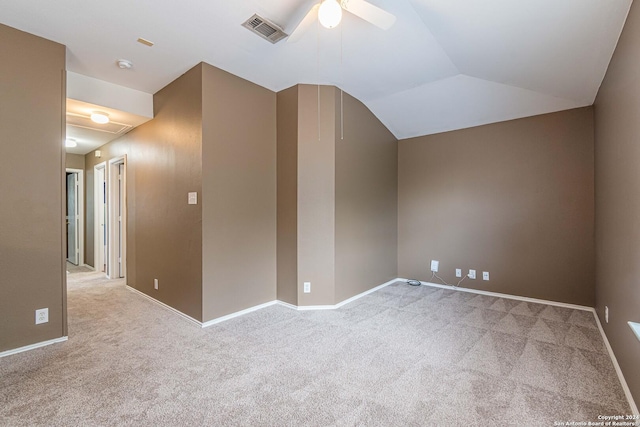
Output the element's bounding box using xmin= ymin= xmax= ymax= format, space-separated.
xmin=96 ymin=165 xmax=107 ymax=273
xmin=117 ymin=163 xmax=124 ymax=278
xmin=66 ymin=172 xmax=79 ymax=265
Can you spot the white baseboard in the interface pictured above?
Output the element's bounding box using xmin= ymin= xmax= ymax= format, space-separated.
xmin=277 ymin=278 xmax=399 ymax=311
xmin=400 ymin=278 xmax=593 ymax=312
xmin=125 ymin=285 xmax=280 ymax=329
xmin=125 ymin=286 xmax=201 ymax=327
xmin=201 ymin=301 xmax=279 ymax=328
xmin=592 ymin=309 xmax=639 ymax=415
xmin=82 ymin=264 xmax=96 ymax=271
xmin=0 ymin=336 xmax=68 ymax=359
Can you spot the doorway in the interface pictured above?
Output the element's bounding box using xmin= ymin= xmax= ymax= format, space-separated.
xmin=94 ymin=163 xmax=107 ymax=274
xmin=108 ymin=156 xmax=127 ymax=279
xmin=65 ymin=168 xmax=84 ymax=266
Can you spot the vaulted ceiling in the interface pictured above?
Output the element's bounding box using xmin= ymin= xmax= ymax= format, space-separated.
xmin=0 ymin=0 xmax=632 ymax=139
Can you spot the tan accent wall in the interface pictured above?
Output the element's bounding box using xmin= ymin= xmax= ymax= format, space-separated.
xmin=279 ymin=85 xmax=397 ymax=306
xmin=334 ymin=90 xmax=398 ymax=302
xmin=85 ymin=65 xmax=203 ymax=321
xmin=0 ymin=24 xmax=66 ymax=351
xmin=594 ymin=0 xmax=640 ymax=403
xmin=201 ymin=63 xmax=277 ymax=322
xmin=65 ymin=153 xmax=85 ymax=170
xmin=398 ymin=107 xmax=595 ymax=306
xmin=297 ymin=85 xmax=337 ymax=305
xmin=276 ymin=86 xmax=299 ymax=305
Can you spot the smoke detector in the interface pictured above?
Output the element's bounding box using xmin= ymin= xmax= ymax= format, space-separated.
xmin=117 ymin=59 xmax=133 ymax=70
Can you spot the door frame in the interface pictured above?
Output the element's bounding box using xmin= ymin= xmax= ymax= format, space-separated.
xmin=108 ymin=155 xmax=127 ymax=279
xmin=94 ymin=162 xmax=107 ymax=274
xmin=66 ymin=168 xmax=84 ymax=266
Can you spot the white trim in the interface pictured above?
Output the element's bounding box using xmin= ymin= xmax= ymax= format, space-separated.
xmin=108 ymin=156 xmax=126 ymax=280
xmin=0 ymin=337 xmax=68 ymax=359
xmin=276 ymin=301 xmax=299 ymax=310
xmin=125 ymin=285 xmax=201 ymax=327
xmin=335 ymin=278 xmax=398 ymax=307
xmin=593 ymin=311 xmax=639 ymax=415
xmin=278 ymin=278 xmax=399 ymax=311
xmin=291 ymin=304 xmax=337 ymax=311
xmin=93 ymin=162 xmax=106 ymax=273
xmin=201 ymin=301 xmax=279 ymax=328
xmin=399 ymin=278 xmax=593 ymax=312
xmin=125 ymin=285 xmax=282 ymax=329
xmin=66 ymin=168 xmax=84 ymax=266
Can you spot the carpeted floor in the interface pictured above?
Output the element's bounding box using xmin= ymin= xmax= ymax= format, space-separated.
xmin=0 ymin=271 xmax=632 ymax=426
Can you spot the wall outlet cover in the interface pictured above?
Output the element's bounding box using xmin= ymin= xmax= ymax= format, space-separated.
xmin=468 ymin=269 xmax=476 ymax=279
xmin=35 ymin=308 xmax=48 ymax=325
xmin=455 ymin=268 xmax=462 ymax=278
xmin=482 ymin=271 xmax=489 ymax=281
xmin=430 ymin=260 xmax=439 ymax=272
xmin=303 ymin=282 xmax=311 ymax=293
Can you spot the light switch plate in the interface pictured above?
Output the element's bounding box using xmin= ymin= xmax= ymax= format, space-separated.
xmin=188 ymin=192 xmax=198 ymax=205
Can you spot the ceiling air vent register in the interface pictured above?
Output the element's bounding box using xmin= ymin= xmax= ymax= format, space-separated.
xmin=242 ymin=14 xmax=288 ymax=44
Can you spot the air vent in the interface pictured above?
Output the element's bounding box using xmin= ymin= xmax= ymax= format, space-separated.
xmin=242 ymin=14 xmax=288 ymax=44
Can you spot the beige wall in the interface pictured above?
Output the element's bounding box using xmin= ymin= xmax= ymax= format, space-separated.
xmin=65 ymin=153 xmax=85 ymax=170
xmin=594 ymin=0 xmax=640 ymax=403
xmin=85 ymin=65 xmax=204 ymax=321
xmin=297 ymin=85 xmax=337 ymax=305
xmin=335 ymin=90 xmax=398 ymax=302
xmin=0 ymin=24 xmax=66 ymax=352
xmin=201 ymin=63 xmax=277 ymax=322
xmin=276 ymin=86 xmax=299 ymax=305
xmin=398 ymin=108 xmax=595 ymax=306
xmin=279 ymin=85 xmax=397 ymax=306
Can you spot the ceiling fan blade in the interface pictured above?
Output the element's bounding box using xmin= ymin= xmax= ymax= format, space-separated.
xmin=287 ymin=3 xmax=320 ymax=43
xmin=341 ymin=0 xmax=396 ymax=30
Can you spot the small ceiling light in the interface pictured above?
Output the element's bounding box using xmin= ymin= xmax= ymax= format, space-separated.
xmin=318 ymin=0 xmax=343 ymax=29
xmin=65 ymin=138 xmax=77 ymax=148
xmin=91 ymin=111 xmax=110 ymax=124
xmin=117 ymin=59 xmax=133 ymax=70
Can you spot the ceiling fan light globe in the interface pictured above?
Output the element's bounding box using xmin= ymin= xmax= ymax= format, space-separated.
xmin=318 ymin=0 xmax=343 ymax=29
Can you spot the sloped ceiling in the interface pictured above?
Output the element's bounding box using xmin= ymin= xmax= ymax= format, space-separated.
xmin=0 ymin=0 xmax=632 ymax=139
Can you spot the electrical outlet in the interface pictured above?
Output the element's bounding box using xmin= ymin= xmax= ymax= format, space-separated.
xmin=35 ymin=308 xmax=48 ymax=325
xmin=482 ymin=271 xmax=489 ymax=281
xmin=468 ymin=269 xmax=476 ymax=279
xmin=430 ymin=260 xmax=439 ymax=272
xmin=605 ymin=306 xmax=609 ymax=323
xmin=455 ymin=268 xmax=462 ymax=278
xmin=303 ymin=282 xmax=311 ymax=293
xmin=154 ymin=279 xmax=159 ymax=290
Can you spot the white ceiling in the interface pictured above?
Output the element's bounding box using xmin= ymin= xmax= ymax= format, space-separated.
xmin=0 ymin=0 xmax=632 ymax=140
xmin=65 ymin=99 xmax=151 ymax=155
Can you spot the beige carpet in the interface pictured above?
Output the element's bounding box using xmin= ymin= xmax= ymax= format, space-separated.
xmin=0 ymin=270 xmax=632 ymax=426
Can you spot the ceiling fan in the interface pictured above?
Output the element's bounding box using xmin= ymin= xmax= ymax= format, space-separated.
xmin=287 ymin=0 xmax=396 ymax=43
